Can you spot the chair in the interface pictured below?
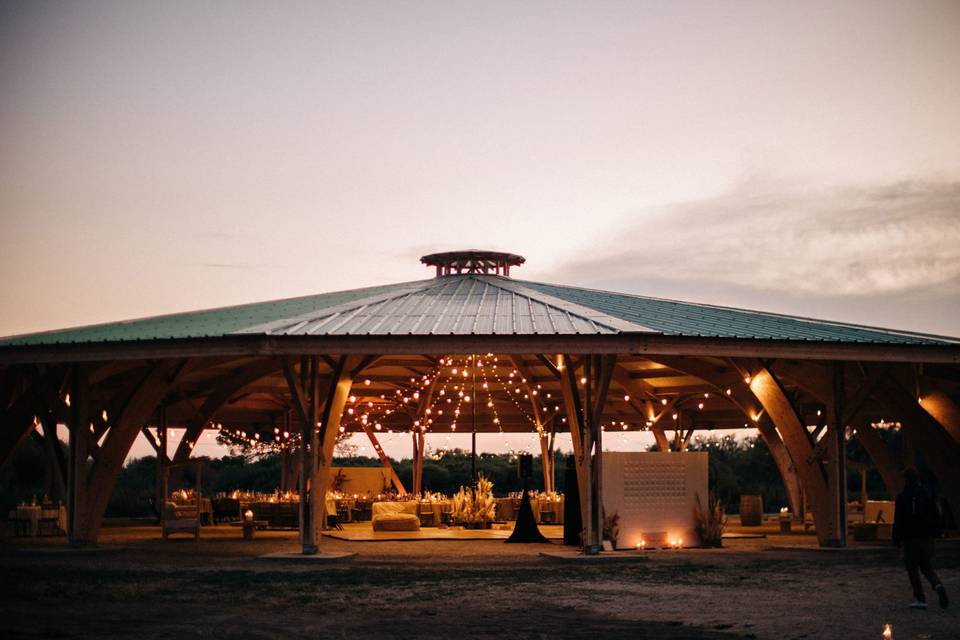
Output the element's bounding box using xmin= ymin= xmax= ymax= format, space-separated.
xmin=539 ymin=501 xmax=556 ymax=524
xmin=419 ymin=501 xmax=435 ymax=527
xmin=213 ymin=498 xmax=241 ymax=523
xmin=161 ymin=461 xmax=202 ymax=541
xmin=39 ymin=503 xmax=65 ymax=536
xmin=326 ymin=497 xmax=343 ymax=530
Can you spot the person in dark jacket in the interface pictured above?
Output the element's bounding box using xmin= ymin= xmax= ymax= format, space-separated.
xmin=892 ymin=467 xmax=949 ymax=609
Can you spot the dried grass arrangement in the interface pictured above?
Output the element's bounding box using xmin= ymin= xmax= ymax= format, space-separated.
xmin=450 ymin=474 xmax=496 ymax=528
xmin=602 ymin=510 xmax=620 ymax=547
xmin=694 ymin=492 xmax=727 ymax=548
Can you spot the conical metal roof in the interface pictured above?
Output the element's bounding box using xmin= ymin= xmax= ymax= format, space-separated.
xmin=1 ymin=266 xmax=957 ymax=347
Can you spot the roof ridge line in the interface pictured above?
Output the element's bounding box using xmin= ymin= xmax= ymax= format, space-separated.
xmin=0 ymin=277 xmax=437 ymax=343
xmin=475 ymin=275 xmax=657 ymax=334
xmin=514 ymin=278 xmax=960 ymax=344
xmin=233 ymin=281 xmax=436 ymax=335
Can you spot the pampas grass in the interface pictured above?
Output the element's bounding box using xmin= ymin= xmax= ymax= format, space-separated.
xmin=450 ymin=474 xmax=496 ymax=526
xmin=694 ymin=492 xmax=727 ymax=547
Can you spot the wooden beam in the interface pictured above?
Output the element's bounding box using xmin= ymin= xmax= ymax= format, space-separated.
xmin=3 ymin=333 xmax=958 ymax=365
xmin=611 ymin=365 xmax=660 ymax=402
xmin=362 ymin=423 xmax=405 ymax=494
xmin=842 ymin=363 xmax=891 ymax=426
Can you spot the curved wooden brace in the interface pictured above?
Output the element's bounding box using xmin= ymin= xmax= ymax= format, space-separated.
xmin=917 ymin=389 xmax=960 ymax=444
xmin=771 ymin=361 xmax=909 ymax=510
xmin=744 ymin=366 xmax=834 ymax=545
xmin=850 ymin=419 xmax=904 ymax=499
xmin=877 ymin=375 xmax=960 ymax=517
xmin=172 ymin=359 xmax=285 ymax=464
xmin=74 ymin=359 xmax=188 ymax=543
xmin=643 ymin=356 xmax=803 ymax=516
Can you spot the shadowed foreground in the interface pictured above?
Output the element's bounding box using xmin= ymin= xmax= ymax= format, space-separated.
xmin=0 ymin=525 xmax=958 ymax=639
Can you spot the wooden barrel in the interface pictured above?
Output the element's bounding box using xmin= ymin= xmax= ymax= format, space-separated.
xmin=739 ymin=495 xmax=763 ymax=526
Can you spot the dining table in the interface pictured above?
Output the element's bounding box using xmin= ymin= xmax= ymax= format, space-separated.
xmin=12 ymin=504 xmax=67 ymax=536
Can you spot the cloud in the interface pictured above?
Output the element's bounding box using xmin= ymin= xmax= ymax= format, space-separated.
xmin=553 ymin=180 xmax=960 ymax=297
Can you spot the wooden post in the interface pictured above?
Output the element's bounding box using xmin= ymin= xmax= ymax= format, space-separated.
xmin=582 ymin=359 xmax=594 ymax=554
xmin=67 ymin=365 xmax=89 ymax=545
xmin=588 ymin=355 xmax=615 ymax=553
xmin=558 ymin=354 xmax=588 ymax=546
xmin=156 ymin=405 xmax=168 ymax=519
xmin=38 ymin=411 xmax=67 ymax=503
xmin=562 ymin=354 xmax=615 ymax=555
xmin=824 ymin=362 xmax=847 ymax=546
xmin=310 ymin=354 xmax=362 ymax=550
xmin=282 ymin=356 xmax=315 ymax=553
xmin=305 ymin=356 xmax=319 ymax=553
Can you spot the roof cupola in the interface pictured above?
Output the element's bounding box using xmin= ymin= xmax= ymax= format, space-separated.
xmin=420 ymin=250 xmax=525 ymax=277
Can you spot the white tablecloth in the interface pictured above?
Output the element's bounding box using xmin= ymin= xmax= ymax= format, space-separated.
xmin=13 ymin=505 xmax=66 ymax=536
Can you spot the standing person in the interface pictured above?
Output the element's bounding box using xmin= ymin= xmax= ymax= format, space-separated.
xmin=893 ymin=467 xmax=949 ymax=609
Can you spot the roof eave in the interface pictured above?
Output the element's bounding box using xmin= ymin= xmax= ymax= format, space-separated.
xmin=1 ymin=333 xmax=958 ymax=365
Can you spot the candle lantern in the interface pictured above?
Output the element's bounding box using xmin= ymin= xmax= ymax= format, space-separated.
xmin=881 ymin=623 xmax=892 ymax=639
xmin=242 ymin=510 xmax=256 ymax=540
xmin=779 ymin=507 xmax=792 ymax=533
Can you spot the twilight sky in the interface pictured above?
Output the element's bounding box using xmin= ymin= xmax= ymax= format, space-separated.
xmin=4 ymin=2 xmax=960 ymax=458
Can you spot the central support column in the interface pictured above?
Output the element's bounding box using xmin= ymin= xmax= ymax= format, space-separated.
xmin=559 ymin=354 xmax=615 ymax=554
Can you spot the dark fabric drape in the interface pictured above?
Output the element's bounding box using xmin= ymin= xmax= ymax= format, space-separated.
xmin=563 ymin=454 xmax=582 ymax=546
xmin=505 ymin=480 xmax=549 ymax=544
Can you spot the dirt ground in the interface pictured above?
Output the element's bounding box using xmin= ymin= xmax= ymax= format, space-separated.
xmin=1 ymin=523 xmax=958 ymax=640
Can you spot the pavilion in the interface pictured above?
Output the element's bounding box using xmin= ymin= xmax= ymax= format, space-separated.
xmin=1 ymin=250 xmax=958 ymax=554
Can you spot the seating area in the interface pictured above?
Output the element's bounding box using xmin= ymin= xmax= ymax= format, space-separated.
xmin=372 ymin=501 xmax=420 ymax=531
xmin=8 ymin=501 xmax=67 ymax=537
xmin=161 ymin=460 xmax=203 ymax=541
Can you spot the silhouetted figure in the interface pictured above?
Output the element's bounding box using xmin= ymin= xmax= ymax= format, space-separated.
xmin=893 ymin=467 xmax=949 ymax=609
xmin=562 ymin=454 xmax=582 ymax=546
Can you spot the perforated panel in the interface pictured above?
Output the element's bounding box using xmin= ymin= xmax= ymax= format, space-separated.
xmin=603 ymin=451 xmax=708 ymax=549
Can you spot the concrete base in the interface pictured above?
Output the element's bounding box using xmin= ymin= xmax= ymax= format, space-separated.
xmin=540 ymin=550 xmax=651 ymax=563
xmin=258 ymin=551 xmax=356 ymax=562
